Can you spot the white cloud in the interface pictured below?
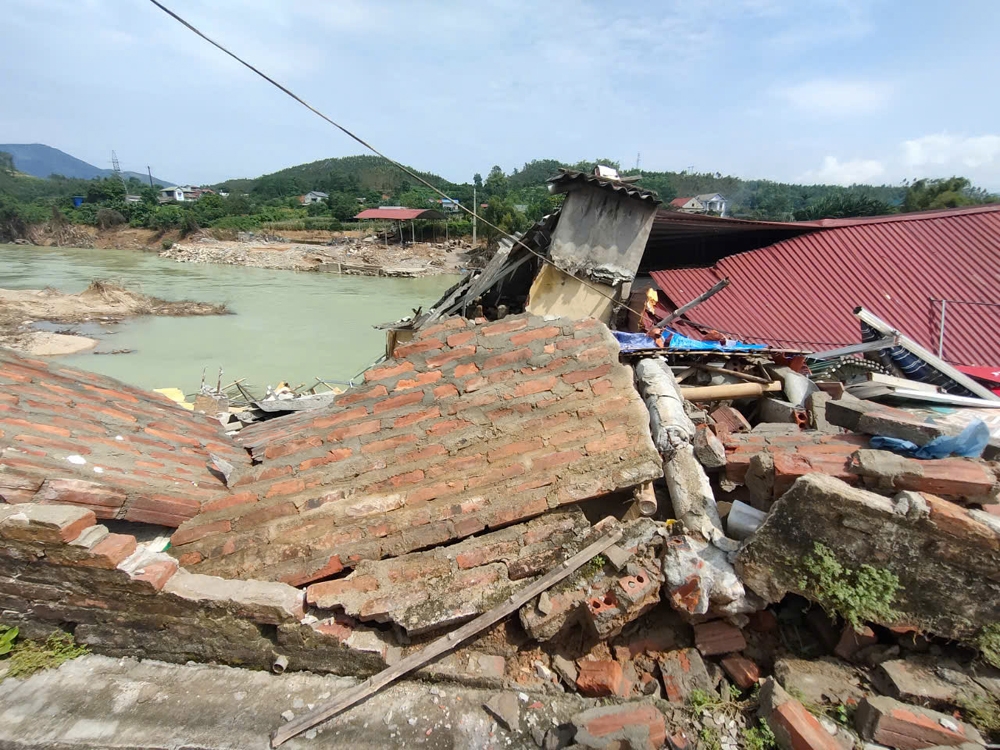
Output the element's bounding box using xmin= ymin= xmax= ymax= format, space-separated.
xmin=803 ymin=156 xmax=885 ymax=185
xmin=777 ymin=79 xmax=892 ymax=117
xmin=902 ymin=133 xmax=1000 ymax=170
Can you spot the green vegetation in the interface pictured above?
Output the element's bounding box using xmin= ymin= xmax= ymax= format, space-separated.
xmin=1 ymin=148 xmax=997 ymax=244
xmin=958 ymin=693 xmax=1000 ymax=738
xmin=797 ymin=542 xmax=900 ymax=630
xmin=742 ymin=720 xmax=777 ymax=750
xmin=0 ymin=625 xmax=89 ymax=680
xmin=975 ymin=623 xmax=1000 ymax=669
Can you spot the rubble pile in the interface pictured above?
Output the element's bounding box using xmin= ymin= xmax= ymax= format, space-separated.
xmin=3 ymin=166 xmax=1000 ymax=749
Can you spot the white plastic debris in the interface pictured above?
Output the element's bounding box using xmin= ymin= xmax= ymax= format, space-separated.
xmin=66 ymin=455 xmax=87 ymax=465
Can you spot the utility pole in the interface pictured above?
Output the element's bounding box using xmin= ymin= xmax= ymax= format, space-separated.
xmin=111 ymin=150 xmax=128 ymax=194
xmin=146 ymin=166 xmax=154 ymax=189
xmin=472 ymin=186 xmax=477 ymax=247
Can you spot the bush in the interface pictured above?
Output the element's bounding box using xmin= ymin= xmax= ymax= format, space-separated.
xmin=96 ymin=208 xmax=126 ymax=229
xmin=162 ymin=239 xmax=174 ymax=250
xmin=211 ymin=215 xmax=260 ymax=232
xmin=179 ymin=214 xmax=200 ymax=237
xmin=149 ymin=204 xmax=185 ymax=230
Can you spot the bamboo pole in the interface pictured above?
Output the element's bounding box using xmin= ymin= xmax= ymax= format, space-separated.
xmin=680 ymin=381 xmax=782 ymax=401
xmin=270 ymin=528 xmax=624 ymax=747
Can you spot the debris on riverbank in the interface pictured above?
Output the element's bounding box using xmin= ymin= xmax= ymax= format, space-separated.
xmin=3 ymin=167 xmax=1000 ymax=749
xmin=160 ymin=234 xmax=471 ymax=276
xmin=0 ymin=279 xmax=229 ymax=356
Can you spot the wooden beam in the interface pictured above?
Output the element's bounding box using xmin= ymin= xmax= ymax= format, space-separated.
xmin=270 ymin=528 xmax=624 ymax=747
xmin=655 ymin=277 xmax=730 ymax=328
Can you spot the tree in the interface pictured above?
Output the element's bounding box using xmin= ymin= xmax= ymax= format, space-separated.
xmin=306 ymin=200 xmax=328 ymax=217
xmin=327 ymin=193 xmax=359 ymax=221
xmin=473 ymin=173 xmax=483 ymax=191
xmin=0 ymin=151 xmax=13 ymax=177
xmin=483 ymin=166 xmax=508 ymax=199
xmin=794 ymin=193 xmax=894 ymax=220
xmin=901 ymin=177 xmax=995 ymax=212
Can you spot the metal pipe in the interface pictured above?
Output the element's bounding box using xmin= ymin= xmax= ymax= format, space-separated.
xmin=938 ymin=299 xmax=947 ymax=359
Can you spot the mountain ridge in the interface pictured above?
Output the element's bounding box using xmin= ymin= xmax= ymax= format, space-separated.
xmin=0 ymin=144 xmax=172 ymax=186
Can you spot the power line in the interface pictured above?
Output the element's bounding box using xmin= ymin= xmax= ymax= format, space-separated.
xmin=146 ymin=0 xmax=647 ymax=319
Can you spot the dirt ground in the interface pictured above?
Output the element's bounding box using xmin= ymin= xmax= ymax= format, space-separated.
xmin=0 ymin=281 xmax=228 ymax=357
xmin=25 ymin=225 xmax=475 ymax=276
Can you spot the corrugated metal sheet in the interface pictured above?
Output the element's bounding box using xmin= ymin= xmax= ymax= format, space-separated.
xmin=354 ymin=208 xmax=446 ymax=220
xmin=548 ymin=168 xmax=661 ymax=205
xmin=650 ymin=204 xmax=1000 ymax=367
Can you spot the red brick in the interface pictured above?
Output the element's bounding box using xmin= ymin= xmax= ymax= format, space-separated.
xmin=455 ymin=539 xmax=519 ymax=569
xmin=37 ymin=478 xmax=125 ymax=511
xmin=770 ymin=700 xmax=841 ymax=750
xmin=298 ymin=448 xmax=353 ymax=471
xmin=15 ymin=434 xmax=89 ymax=454
xmin=416 ymin=318 xmax=468 ymax=338
xmin=426 ymin=419 xmax=470 ymax=436
xmin=463 ymin=376 xmax=487 ymax=392
xmin=387 ymin=469 xmax=424 ymax=487
xmin=396 ymin=444 xmax=447 ymax=465
xmin=486 ymin=495 xmax=548 ymax=527
xmin=576 ymin=705 xmax=666 ymax=750
xmin=83 ymin=384 xmax=139 ymax=403
xmin=453 ymin=516 xmax=486 ymax=536
xmin=488 ymin=438 xmax=544 ymax=462
xmin=365 ymin=361 xmax=415 ymax=381
xmin=585 ymin=432 xmax=630 ymax=454
xmin=407 ymin=480 xmax=464 ymax=504
xmin=833 ymin=624 xmax=878 ymax=661
xmin=328 ymin=419 xmax=381 ymax=441
xmin=265 ymin=479 xmax=306 ymax=498
xmin=394 ymin=406 xmax=440 ymax=428
xmin=142 ymin=426 xmax=202 ymax=447
xmin=564 ymin=363 xmax=612 ymax=385
xmin=201 ymin=491 xmax=258 ymax=514
xmin=337 ymin=384 xmax=387 ymax=405
xmin=386 ymin=556 xmax=451 ymax=584
xmin=454 ymin=362 xmax=479 ymax=378
xmin=373 ymin=391 xmax=424 ymax=414
xmin=591 ymin=378 xmax=615 ymax=396
xmin=482 ymin=318 xmax=529 ymax=336
xmin=393 ymin=338 xmax=444 ymax=358
xmin=467 ymin=462 xmax=526 ymax=489
xmin=395 ymin=371 xmax=443 ymax=391
xmin=576 ymin=659 xmax=628 ymax=697
xmin=264 ymin=436 xmax=323 ymax=460
xmin=132 ymin=559 xmax=178 ymax=591
xmin=238 ymin=501 xmax=299 ymax=529
xmin=922 ymin=492 xmax=997 ymax=545
xmin=721 ymin=655 xmax=760 ymax=689
xmin=306 ymin=574 xmax=379 ymax=604
xmin=447 ymin=330 xmax=476 ymax=347
xmin=312 ymin=406 xmax=370 ymax=429
xmin=532 ymin=450 xmax=584 ymax=471
xmin=510 ymin=326 xmax=560 ymax=346
xmin=362 ymin=434 xmax=418 ymax=454
xmin=256 ymin=465 xmax=294 ymax=482
xmin=482 ymin=347 xmax=533 ymax=371
xmin=694 ymin=620 xmax=747 ymax=656
xmin=171 ymin=519 xmax=232 ymax=546
xmin=512 ymin=376 xmax=557 ymax=397
xmin=425 ymin=346 xmax=476 ymax=369
xmin=433 ymin=383 xmax=459 ymax=399
xmin=178 ymin=551 xmax=204 ymax=566
xmin=0 ymin=420 xmax=71 ymax=438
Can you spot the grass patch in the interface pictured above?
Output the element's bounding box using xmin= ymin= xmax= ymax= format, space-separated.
xmin=976 ymin=623 xmax=1000 ymax=669
xmin=742 ymin=720 xmax=777 ymax=750
xmin=797 ymin=542 xmax=900 ymax=630
xmin=0 ymin=626 xmax=89 ymax=680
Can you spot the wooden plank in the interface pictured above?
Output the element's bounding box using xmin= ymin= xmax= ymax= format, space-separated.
xmin=270 ymin=528 xmax=623 ymax=747
xmin=655 ymin=277 xmax=730 ymax=327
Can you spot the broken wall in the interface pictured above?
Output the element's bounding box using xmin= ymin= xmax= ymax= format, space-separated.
xmin=170 ymin=314 xmax=662 ymax=586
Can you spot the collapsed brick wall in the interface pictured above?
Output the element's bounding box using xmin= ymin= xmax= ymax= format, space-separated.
xmin=170 ymin=315 xmax=662 ymax=586
xmin=0 ymin=503 xmax=394 ymax=676
xmin=0 ymin=350 xmax=248 ymax=526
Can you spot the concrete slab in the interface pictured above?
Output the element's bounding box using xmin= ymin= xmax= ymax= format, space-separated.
xmin=0 ymin=655 xmax=594 ymax=749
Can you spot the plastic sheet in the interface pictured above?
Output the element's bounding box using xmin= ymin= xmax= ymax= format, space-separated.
xmin=613 ymin=330 xmax=765 ymax=353
xmin=869 ymin=418 xmax=991 ymax=459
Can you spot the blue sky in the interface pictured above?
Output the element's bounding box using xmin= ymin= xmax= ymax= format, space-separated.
xmin=4 ymin=0 xmax=1000 ymax=189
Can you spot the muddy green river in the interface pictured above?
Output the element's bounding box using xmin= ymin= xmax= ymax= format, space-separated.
xmin=1 ymin=245 xmax=457 ymax=394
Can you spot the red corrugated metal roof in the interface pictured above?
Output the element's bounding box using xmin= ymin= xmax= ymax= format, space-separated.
xmin=651 ymin=204 xmax=1000 ymax=366
xmin=354 ymin=208 xmax=445 ymax=220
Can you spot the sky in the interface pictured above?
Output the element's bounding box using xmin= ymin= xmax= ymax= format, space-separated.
xmin=4 ymin=0 xmax=1000 ymax=189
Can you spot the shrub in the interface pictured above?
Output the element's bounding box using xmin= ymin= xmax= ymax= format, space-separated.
xmin=161 ymin=239 xmax=174 ymax=250
xmin=798 ymin=542 xmax=900 ymax=630
xmin=96 ymin=208 xmax=126 ymax=229
xmin=210 ymin=215 xmax=260 ymax=232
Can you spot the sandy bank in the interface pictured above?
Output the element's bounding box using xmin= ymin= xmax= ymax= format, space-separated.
xmin=0 ymin=281 xmax=229 ymax=357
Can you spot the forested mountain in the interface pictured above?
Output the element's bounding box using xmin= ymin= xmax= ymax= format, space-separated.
xmin=0 ymin=144 xmax=170 ymax=185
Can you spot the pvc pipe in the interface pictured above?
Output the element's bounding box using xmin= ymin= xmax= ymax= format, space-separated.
xmin=680 ymin=381 xmax=782 ymax=401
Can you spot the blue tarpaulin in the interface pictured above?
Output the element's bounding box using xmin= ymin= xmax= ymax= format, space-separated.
xmin=613 ymin=330 xmax=766 ymax=353
xmin=869 ymin=418 xmax=991 ymax=459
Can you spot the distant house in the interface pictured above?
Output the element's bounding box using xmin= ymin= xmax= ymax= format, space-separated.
xmin=124 ymin=195 xmax=142 ymax=204
xmin=300 ymin=191 xmax=328 ymax=205
xmin=438 ymin=198 xmax=461 ymax=213
xmin=158 ymin=185 xmax=214 ymax=203
xmin=669 ymin=193 xmax=728 ymax=217
xmin=159 ymin=186 xmax=185 ymax=203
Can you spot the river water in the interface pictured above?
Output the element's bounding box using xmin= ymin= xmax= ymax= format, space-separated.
xmin=1 ymin=244 xmax=457 ymax=394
